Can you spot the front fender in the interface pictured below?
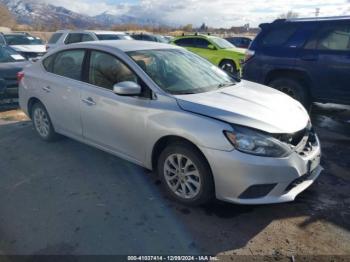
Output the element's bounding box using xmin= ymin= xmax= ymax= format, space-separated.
xmin=144 ymin=94 xmax=234 ymax=169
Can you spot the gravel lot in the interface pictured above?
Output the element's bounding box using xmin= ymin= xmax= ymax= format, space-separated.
xmin=0 ymin=104 xmax=349 ymax=259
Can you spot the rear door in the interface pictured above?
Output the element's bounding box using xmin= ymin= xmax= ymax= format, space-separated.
xmin=40 ymin=49 xmax=86 ymax=137
xmin=298 ymin=21 xmax=350 ymax=102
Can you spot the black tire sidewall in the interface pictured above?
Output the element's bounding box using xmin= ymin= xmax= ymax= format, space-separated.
xmin=157 ymin=144 xmax=214 ymax=206
xmin=269 ymin=78 xmax=309 ymax=106
xmin=220 ymin=60 xmax=238 ymax=76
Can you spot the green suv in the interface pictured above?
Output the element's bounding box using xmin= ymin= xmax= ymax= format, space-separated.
xmin=171 ymin=34 xmax=245 ymax=76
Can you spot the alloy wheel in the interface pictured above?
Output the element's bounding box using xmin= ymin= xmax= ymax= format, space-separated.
xmin=33 ymin=107 xmax=50 ymax=138
xmin=163 ymin=153 xmax=201 ymax=199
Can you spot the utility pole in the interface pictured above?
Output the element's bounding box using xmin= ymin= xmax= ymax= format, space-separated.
xmin=315 ymin=8 xmax=320 ymax=17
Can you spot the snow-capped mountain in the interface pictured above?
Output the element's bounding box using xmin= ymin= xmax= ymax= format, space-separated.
xmin=0 ymin=0 xmax=163 ymax=28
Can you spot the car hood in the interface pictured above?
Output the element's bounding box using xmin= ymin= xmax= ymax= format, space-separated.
xmin=175 ymin=80 xmax=309 ymax=134
xmin=10 ymin=45 xmax=46 ymax=53
xmin=224 ymin=47 xmax=246 ymax=55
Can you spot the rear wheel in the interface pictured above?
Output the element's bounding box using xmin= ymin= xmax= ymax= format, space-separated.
xmin=157 ymin=143 xmax=214 ymax=206
xmin=219 ymin=60 xmax=239 ymax=78
xmin=268 ymin=77 xmax=309 ymax=107
xmin=31 ymin=102 xmax=59 ymax=142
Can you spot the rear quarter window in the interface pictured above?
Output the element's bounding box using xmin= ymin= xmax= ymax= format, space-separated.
xmin=48 ymin=33 xmax=63 ymax=44
xmin=261 ymin=24 xmax=299 ymax=46
xmin=174 ymin=38 xmax=194 ymax=47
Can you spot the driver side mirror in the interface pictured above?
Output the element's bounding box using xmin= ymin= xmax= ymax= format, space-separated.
xmin=207 ymin=44 xmax=216 ymax=50
xmin=113 ymin=81 xmax=141 ymax=96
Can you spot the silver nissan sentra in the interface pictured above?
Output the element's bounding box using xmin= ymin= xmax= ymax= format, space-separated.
xmin=19 ymin=40 xmax=322 ymax=205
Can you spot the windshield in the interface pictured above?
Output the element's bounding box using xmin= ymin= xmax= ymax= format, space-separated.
xmin=0 ymin=46 xmax=25 ymax=63
xmin=211 ymin=37 xmax=234 ymax=49
xmin=128 ymin=49 xmax=236 ymax=95
xmin=155 ymin=35 xmax=169 ymax=43
xmin=4 ymin=34 xmax=44 ymax=45
xmin=96 ymin=34 xmax=133 ymax=40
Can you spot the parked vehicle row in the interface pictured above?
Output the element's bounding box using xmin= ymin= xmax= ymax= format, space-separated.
xmin=19 ymin=40 xmax=322 ymax=206
xmin=171 ymin=34 xmax=246 ymax=77
xmin=47 ymin=30 xmax=133 ymax=50
xmin=0 ymin=45 xmax=28 ymax=102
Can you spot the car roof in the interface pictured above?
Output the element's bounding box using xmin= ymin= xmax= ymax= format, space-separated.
xmin=271 ymin=16 xmax=350 ymax=25
xmin=53 ymin=30 xmax=127 ymax=35
xmin=68 ymin=40 xmax=181 ymax=52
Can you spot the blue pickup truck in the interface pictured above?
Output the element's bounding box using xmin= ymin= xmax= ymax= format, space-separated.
xmin=243 ymin=16 xmax=350 ymax=106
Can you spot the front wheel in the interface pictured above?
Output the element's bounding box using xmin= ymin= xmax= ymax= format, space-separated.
xmin=157 ymin=143 xmax=214 ymax=205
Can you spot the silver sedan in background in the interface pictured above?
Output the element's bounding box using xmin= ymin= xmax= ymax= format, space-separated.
xmin=19 ymin=41 xmax=322 ymax=205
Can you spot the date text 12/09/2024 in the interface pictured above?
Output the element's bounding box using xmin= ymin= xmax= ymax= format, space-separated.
xmin=127 ymin=256 xmax=219 ymax=261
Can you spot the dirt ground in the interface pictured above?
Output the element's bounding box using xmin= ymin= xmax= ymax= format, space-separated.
xmin=0 ymin=104 xmax=349 ymax=260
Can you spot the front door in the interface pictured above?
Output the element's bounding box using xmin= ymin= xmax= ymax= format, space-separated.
xmin=80 ymin=50 xmax=150 ymax=163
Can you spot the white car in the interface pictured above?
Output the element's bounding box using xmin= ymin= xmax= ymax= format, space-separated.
xmin=47 ymin=30 xmax=133 ymax=50
xmin=2 ymin=33 xmax=46 ymax=60
xmin=19 ymin=40 xmax=322 ymax=205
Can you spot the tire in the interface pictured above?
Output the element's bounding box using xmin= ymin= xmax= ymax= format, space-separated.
xmin=268 ymin=77 xmax=309 ymax=107
xmin=31 ymin=102 xmax=59 ymax=142
xmin=219 ymin=60 xmax=239 ymax=78
xmin=157 ymin=143 xmax=214 ymax=206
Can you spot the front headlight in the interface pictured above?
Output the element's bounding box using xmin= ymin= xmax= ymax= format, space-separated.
xmin=224 ymin=126 xmax=292 ymax=157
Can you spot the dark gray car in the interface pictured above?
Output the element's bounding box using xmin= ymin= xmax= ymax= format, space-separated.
xmin=0 ymin=45 xmax=28 ymax=103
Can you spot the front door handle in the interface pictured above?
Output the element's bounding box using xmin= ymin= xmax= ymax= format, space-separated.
xmin=42 ymin=86 xmax=51 ymax=93
xmin=82 ymin=97 xmax=96 ymax=106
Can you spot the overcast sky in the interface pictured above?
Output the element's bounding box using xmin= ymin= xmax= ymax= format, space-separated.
xmin=44 ymin=0 xmax=350 ymax=27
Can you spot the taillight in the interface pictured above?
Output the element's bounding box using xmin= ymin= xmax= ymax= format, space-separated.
xmin=244 ymin=49 xmax=255 ymax=62
xmin=45 ymin=44 xmax=49 ymax=51
xmin=17 ymin=71 xmax=24 ymax=82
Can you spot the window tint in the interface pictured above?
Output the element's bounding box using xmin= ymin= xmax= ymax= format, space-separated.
xmin=65 ymin=33 xmax=82 ymax=44
xmin=88 ymin=51 xmax=137 ymax=90
xmin=174 ymin=38 xmax=194 ymax=47
xmin=317 ymin=24 xmax=350 ymax=51
xmin=4 ymin=34 xmax=44 ymax=45
xmin=81 ymin=34 xmax=94 ymax=42
xmin=48 ymin=33 xmax=63 ymax=44
xmin=0 ymin=35 xmax=5 ymax=45
xmin=132 ymin=35 xmax=143 ymax=40
xmin=52 ymin=50 xmax=85 ymax=80
xmin=96 ymin=34 xmax=132 ymax=40
xmin=194 ymin=38 xmax=210 ymax=48
xmin=261 ymin=24 xmax=298 ymax=46
xmin=42 ymin=54 xmax=55 ymax=71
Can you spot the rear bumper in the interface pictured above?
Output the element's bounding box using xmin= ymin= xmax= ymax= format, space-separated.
xmin=200 ymin=136 xmax=322 ymax=204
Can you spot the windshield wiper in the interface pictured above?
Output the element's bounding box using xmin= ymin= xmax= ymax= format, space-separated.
xmin=217 ymin=82 xmax=234 ymax=89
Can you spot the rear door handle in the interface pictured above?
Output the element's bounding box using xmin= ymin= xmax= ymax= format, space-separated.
xmin=42 ymin=86 xmax=51 ymax=93
xmin=82 ymin=97 xmax=96 ymax=106
xmin=300 ymin=54 xmax=318 ymax=61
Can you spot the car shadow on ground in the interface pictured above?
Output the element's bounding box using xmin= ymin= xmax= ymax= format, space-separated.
xmin=0 ymin=104 xmax=349 ymax=255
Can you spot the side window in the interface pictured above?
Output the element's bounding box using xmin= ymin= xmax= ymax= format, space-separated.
xmin=317 ymin=24 xmax=350 ymax=51
xmin=64 ymin=33 xmax=82 ymax=44
xmin=81 ymin=34 xmax=94 ymax=42
xmin=261 ymin=24 xmax=298 ymax=46
xmin=42 ymin=54 xmax=56 ymax=72
xmin=174 ymin=38 xmax=194 ymax=47
xmin=132 ymin=35 xmax=142 ymax=40
xmin=48 ymin=33 xmax=63 ymax=44
xmin=52 ymin=50 xmax=85 ymax=80
xmin=194 ymin=38 xmax=211 ymax=48
xmin=0 ymin=34 xmax=6 ymax=45
xmin=88 ymin=51 xmax=138 ymax=90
